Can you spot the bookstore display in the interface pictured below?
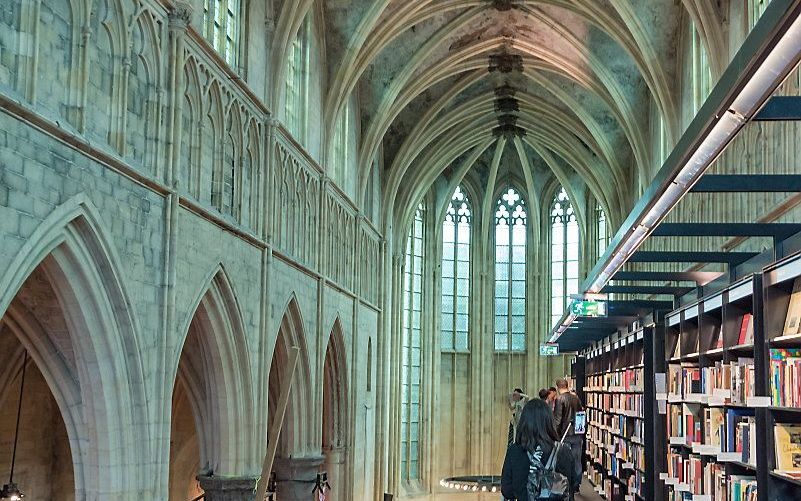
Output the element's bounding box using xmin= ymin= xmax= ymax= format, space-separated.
xmin=581 ymin=327 xmax=651 ymax=501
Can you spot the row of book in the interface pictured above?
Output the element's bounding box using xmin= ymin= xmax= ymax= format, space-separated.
xmin=667 ymin=360 xmax=755 ymax=404
xmin=665 ymin=453 xmax=757 ymax=500
xmin=585 ymin=366 xmax=644 ymax=392
xmin=770 ymin=348 xmax=801 ymax=407
xmin=587 ymin=392 xmax=643 ymax=415
xmin=667 ymin=404 xmax=756 ymax=461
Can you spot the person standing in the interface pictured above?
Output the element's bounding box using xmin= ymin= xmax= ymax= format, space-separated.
xmin=507 ymin=388 xmax=529 ymax=445
xmin=552 ymin=378 xmax=584 ymax=492
xmin=501 ymin=399 xmax=577 ymax=500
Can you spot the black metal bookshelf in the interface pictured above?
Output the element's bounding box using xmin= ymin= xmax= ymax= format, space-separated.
xmin=578 ymin=320 xmax=662 ymax=501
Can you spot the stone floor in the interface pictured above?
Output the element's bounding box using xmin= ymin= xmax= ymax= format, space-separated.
xmin=574 ymin=478 xmax=605 ymax=501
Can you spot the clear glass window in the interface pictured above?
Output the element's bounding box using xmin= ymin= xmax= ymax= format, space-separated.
xmin=494 ymin=188 xmax=527 ymax=352
xmin=551 ymin=188 xmax=580 ymax=328
xmin=401 ymin=204 xmax=425 ymax=482
xmin=441 ymin=187 xmax=471 ymax=352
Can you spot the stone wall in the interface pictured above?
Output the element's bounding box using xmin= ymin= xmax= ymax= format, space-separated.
xmin=0 ymin=0 xmax=382 ymax=500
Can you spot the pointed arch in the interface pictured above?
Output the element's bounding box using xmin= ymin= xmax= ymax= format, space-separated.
xmin=269 ymin=294 xmax=314 ymax=456
xmin=323 ymin=316 xmax=349 ymax=450
xmin=0 ymin=194 xmax=149 ymax=499
xmin=171 ymin=264 xmax=256 ymax=478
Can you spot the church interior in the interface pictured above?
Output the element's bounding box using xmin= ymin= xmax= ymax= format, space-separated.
xmin=0 ymin=0 xmax=800 ymax=500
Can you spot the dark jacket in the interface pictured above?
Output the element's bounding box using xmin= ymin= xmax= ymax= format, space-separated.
xmin=553 ymin=392 xmax=583 ymax=437
xmin=501 ymin=441 xmax=578 ymax=500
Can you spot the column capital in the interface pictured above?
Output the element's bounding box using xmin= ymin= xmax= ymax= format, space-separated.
xmin=169 ymin=1 xmax=193 ymax=28
xmin=196 ymin=475 xmax=258 ymax=501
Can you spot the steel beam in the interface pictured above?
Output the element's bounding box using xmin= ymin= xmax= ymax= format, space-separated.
xmin=628 ymin=251 xmax=758 ymax=264
xmin=753 ymin=96 xmax=801 ymax=121
xmin=651 ymin=223 xmax=801 ymax=239
xmin=691 ymin=174 xmax=801 ymax=192
xmin=612 ymin=271 xmax=723 ymax=284
xmin=600 ymin=285 xmax=695 ymax=296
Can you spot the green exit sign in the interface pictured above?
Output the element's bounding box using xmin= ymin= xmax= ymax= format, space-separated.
xmin=570 ymin=300 xmax=607 ymax=317
xmin=540 ymin=344 xmax=560 ymax=356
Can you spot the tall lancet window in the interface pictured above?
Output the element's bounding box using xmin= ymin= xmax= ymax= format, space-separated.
xmin=551 ymin=188 xmax=580 ymax=328
xmin=442 ymin=187 xmax=471 ymax=352
xmin=597 ymin=205 xmax=609 ymax=257
xmin=494 ymin=188 xmax=527 ymax=352
xmin=285 ymin=15 xmax=310 ymax=142
xmin=401 ymin=204 xmax=424 ymax=482
xmin=203 ymin=0 xmax=240 ymax=66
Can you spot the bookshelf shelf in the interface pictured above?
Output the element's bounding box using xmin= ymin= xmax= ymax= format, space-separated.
xmin=768 ymin=471 xmax=801 ymax=488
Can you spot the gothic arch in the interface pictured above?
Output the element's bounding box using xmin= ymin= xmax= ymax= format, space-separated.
xmin=269 ymin=294 xmax=314 ymax=456
xmin=170 ymin=265 xmax=257 ymax=479
xmin=322 ymin=316 xmax=349 ymax=501
xmin=0 ymin=194 xmax=150 ymax=499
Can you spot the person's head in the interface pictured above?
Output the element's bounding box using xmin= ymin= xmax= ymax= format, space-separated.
xmin=555 ymin=378 xmax=569 ymax=392
xmin=512 ymin=387 xmax=524 ymax=402
xmin=538 ymin=388 xmax=549 ymax=400
xmin=515 ymin=399 xmax=559 ymax=451
xmin=547 ymin=387 xmax=557 ymax=401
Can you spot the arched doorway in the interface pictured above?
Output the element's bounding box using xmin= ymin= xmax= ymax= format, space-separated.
xmin=168 ymin=269 xmax=256 ymax=500
xmin=0 ymin=204 xmax=149 ymax=499
xmin=322 ymin=319 xmax=349 ymax=501
xmin=268 ymin=296 xmax=318 ymax=501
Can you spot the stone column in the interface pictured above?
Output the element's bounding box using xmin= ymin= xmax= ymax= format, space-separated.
xmin=274 ymin=456 xmax=325 ymax=501
xmin=197 ymin=476 xmax=258 ymax=501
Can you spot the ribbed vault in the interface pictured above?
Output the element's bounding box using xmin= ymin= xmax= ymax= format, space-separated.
xmin=270 ymin=0 xmax=714 ymax=237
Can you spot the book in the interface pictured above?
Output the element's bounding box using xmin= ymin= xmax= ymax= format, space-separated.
xmin=783 ymin=277 xmax=801 ymax=335
xmin=725 ymin=408 xmax=754 ymax=453
xmin=770 ymin=348 xmax=801 ymax=407
xmin=737 ymin=313 xmax=753 ymax=345
xmin=704 ymin=407 xmax=725 ymax=447
xmin=774 ymin=423 xmax=801 ymax=472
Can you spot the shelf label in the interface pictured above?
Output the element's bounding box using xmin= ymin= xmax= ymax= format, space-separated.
xmin=623 ymin=462 xmax=634 ymax=469
xmin=655 ymin=373 xmax=666 ymax=393
xmin=659 ymin=473 xmax=668 ymax=480
xmin=712 ymin=388 xmax=731 ymax=398
xmin=717 ymin=452 xmax=742 ymax=462
xmin=676 ymin=483 xmax=691 ymax=492
xmin=664 ymin=477 xmax=677 ymax=485
xmin=669 ymin=436 xmax=686 ymax=445
xmin=656 ymin=392 xmax=668 ymax=401
xmin=746 ymin=396 xmax=771 ymax=407
xmin=693 ymin=495 xmax=712 ymax=501
xmin=692 ymin=444 xmax=720 ymax=455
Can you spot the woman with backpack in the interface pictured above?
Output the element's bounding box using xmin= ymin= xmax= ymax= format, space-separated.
xmin=501 ymin=399 xmax=578 ymax=500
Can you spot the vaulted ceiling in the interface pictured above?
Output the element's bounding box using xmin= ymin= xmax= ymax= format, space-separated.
xmin=270 ymin=0 xmax=725 ymax=235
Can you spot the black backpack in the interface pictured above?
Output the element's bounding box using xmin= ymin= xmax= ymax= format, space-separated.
xmin=525 ymin=429 xmax=571 ymax=500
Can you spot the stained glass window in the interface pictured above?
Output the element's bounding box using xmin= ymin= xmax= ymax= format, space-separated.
xmin=401 ymin=204 xmax=424 ymax=482
xmin=494 ymin=188 xmax=527 ymax=352
xmin=202 ymin=0 xmax=240 ymax=66
xmin=551 ymin=188 xmax=580 ymax=328
xmin=442 ymin=187 xmax=470 ymax=352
